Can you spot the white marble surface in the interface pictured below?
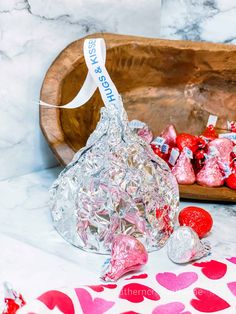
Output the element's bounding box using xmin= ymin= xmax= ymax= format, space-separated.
xmin=0 ymin=0 xmax=161 ymax=180
xmin=161 ymin=0 xmax=236 ymax=43
xmin=0 ymin=166 xmax=235 ymax=299
xmin=0 ymin=234 xmax=96 ymax=300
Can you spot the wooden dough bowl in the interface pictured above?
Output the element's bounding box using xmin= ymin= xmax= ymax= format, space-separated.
xmin=40 ymin=33 xmax=236 ymax=202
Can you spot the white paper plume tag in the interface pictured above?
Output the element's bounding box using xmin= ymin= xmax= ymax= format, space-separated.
xmin=183 ymin=147 xmax=193 ymax=159
xmin=129 ymin=119 xmax=146 ymax=129
xmin=152 ymin=137 xmax=165 ymax=147
xmin=207 ymin=114 xmax=218 ymax=127
xmin=219 ymin=133 xmax=236 ymax=142
xmin=160 ymin=144 xmax=169 ymax=154
xmin=168 ymin=148 xmax=180 ymax=166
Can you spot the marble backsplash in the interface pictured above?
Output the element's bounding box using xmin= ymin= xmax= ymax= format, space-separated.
xmin=161 ymin=0 xmax=236 ymax=43
xmin=0 ymin=0 xmax=235 ymax=180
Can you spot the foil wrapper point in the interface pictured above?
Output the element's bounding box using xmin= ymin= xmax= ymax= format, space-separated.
xmin=129 ymin=119 xmax=153 ymax=144
xmin=50 ymin=98 xmax=179 ymax=254
xmin=167 ymin=226 xmax=211 ymax=264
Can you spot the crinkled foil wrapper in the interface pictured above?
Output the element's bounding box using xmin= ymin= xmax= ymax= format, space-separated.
xmin=167 ymin=226 xmax=211 ymax=264
xmin=50 ymin=99 xmax=179 ymax=254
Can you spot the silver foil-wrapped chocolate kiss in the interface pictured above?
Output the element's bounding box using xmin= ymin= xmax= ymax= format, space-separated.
xmin=167 ymin=226 xmax=211 ymax=264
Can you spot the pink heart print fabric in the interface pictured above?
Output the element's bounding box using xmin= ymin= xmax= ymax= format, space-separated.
xmin=17 ymin=257 xmax=236 ymax=313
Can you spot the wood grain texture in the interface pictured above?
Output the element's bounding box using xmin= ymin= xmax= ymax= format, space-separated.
xmin=40 ymin=33 xmax=236 ymax=202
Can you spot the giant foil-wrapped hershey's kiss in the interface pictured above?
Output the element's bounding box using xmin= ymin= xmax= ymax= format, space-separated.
xmin=48 ymin=38 xmax=179 ymax=254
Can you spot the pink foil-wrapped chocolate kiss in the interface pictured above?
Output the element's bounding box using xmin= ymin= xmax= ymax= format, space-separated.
xmin=208 ymin=138 xmax=233 ymax=165
xmin=101 ymin=235 xmax=148 ymax=282
xmin=161 ymin=124 xmax=177 ymax=146
xmin=197 ymin=157 xmax=224 ymax=187
xmin=172 ymin=151 xmax=196 ymax=184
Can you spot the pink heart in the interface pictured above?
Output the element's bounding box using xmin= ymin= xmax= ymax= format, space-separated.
xmin=227 ymin=257 xmax=236 ymax=264
xmin=152 ymin=302 xmax=191 ymax=314
xmin=227 ymin=282 xmax=236 ymax=296
xmin=38 ymin=290 xmax=74 ymax=314
xmin=193 ymin=260 xmax=227 ymax=280
xmin=75 ymin=288 xmax=115 ymax=314
xmin=156 ymin=272 xmax=198 ymax=291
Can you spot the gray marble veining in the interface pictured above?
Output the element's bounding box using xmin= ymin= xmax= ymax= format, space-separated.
xmin=161 ymin=0 xmax=236 ymax=43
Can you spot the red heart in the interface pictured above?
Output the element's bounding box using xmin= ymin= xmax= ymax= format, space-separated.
xmin=191 ymin=288 xmax=230 ymax=312
xmin=119 ymin=283 xmax=160 ymax=303
xmin=75 ymin=288 xmax=115 ymax=314
xmin=121 ymin=312 xmax=140 ymax=314
xmin=125 ymin=274 xmax=148 ymax=280
xmin=193 ymin=260 xmax=227 ymax=279
xmin=87 ymin=284 xmax=117 ymax=292
xmin=38 ymin=290 xmax=74 ymax=314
